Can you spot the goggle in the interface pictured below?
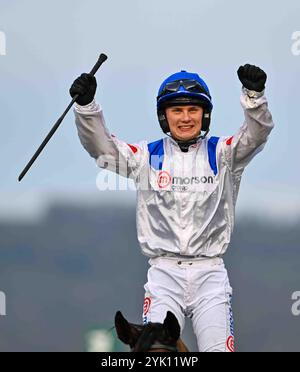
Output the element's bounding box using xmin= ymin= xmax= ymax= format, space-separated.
xmin=158 ymin=79 xmax=210 ymax=99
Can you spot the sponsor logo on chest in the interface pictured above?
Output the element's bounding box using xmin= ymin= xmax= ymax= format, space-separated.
xmin=156 ymin=170 xmax=216 ymax=192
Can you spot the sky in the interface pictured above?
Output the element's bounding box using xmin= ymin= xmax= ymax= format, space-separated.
xmin=0 ymin=0 xmax=300 ymax=222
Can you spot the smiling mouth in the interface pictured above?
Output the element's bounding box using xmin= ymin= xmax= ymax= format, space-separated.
xmin=178 ymin=125 xmax=194 ymax=131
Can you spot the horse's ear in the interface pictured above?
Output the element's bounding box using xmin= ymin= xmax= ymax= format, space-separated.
xmin=114 ymin=311 xmax=141 ymax=347
xmin=163 ymin=311 xmax=180 ymax=341
xmin=115 ymin=311 xmax=132 ymax=344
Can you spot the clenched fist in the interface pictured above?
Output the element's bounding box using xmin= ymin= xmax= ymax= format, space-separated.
xmin=69 ymin=73 xmax=97 ymax=106
xmin=237 ymin=64 xmax=267 ymax=92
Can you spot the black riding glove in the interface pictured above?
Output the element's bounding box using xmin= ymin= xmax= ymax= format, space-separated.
xmin=237 ymin=64 xmax=267 ymax=92
xmin=69 ymin=73 xmax=97 ymax=106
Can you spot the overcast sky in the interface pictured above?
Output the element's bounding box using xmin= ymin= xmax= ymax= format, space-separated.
xmin=0 ymin=0 xmax=299 ymax=221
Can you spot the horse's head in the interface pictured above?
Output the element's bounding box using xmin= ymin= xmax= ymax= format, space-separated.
xmin=114 ymin=310 xmax=181 ymax=352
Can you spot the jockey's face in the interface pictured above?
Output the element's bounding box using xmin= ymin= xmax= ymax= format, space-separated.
xmin=165 ymin=105 xmax=203 ymax=141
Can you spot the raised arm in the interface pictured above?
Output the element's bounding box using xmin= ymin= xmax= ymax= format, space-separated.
xmin=70 ymin=73 xmax=146 ymax=179
xmin=221 ymin=64 xmax=275 ymax=174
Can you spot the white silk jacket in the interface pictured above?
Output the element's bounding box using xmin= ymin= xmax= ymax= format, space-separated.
xmin=74 ymin=88 xmax=274 ymax=258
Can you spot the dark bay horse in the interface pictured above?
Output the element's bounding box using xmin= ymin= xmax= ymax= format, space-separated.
xmin=114 ymin=310 xmax=189 ymax=352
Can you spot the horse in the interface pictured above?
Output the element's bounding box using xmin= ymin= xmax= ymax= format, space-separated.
xmin=114 ymin=310 xmax=189 ymax=352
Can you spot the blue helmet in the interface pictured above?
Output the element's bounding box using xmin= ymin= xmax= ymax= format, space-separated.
xmin=157 ymin=70 xmax=213 ymax=133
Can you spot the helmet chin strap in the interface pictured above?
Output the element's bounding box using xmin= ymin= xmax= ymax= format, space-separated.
xmin=167 ymin=129 xmax=210 ymax=152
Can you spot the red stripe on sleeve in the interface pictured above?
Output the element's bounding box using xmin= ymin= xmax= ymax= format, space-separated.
xmin=226 ymin=136 xmax=234 ymax=145
xmin=127 ymin=144 xmax=138 ymax=154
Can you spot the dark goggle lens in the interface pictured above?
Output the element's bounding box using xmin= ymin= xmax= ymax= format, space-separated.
xmin=161 ymin=79 xmax=208 ymax=96
xmin=163 ymin=80 xmax=181 ymax=92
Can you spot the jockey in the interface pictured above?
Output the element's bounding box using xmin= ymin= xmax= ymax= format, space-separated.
xmin=70 ymin=64 xmax=274 ymax=352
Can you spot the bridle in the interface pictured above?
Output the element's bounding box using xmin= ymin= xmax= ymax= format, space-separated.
xmin=147 ymin=343 xmax=178 ymax=352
